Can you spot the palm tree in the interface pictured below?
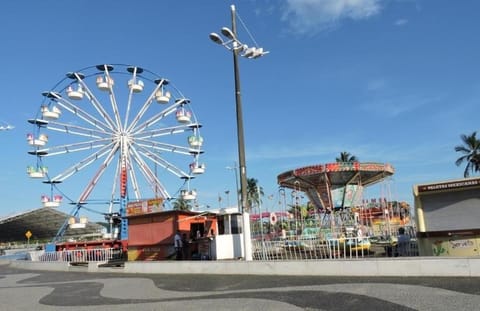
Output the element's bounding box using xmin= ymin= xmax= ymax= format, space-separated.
xmin=172 ymin=196 xmax=191 ymax=211
xmin=246 ymin=177 xmax=263 ymax=211
xmin=336 ymin=151 xmax=358 ymax=162
xmin=455 ymin=131 xmax=480 ymax=177
xmin=287 ymin=203 xmax=309 ymax=220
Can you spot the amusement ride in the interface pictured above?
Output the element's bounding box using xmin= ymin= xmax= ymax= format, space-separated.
xmin=277 ymin=162 xmax=400 ymax=234
xmin=26 ymin=64 xmax=205 ymax=242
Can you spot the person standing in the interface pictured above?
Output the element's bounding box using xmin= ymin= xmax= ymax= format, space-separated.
xmin=181 ymin=233 xmax=189 ymax=260
xmin=174 ymin=230 xmax=183 ymax=260
xmin=396 ymin=227 xmax=410 ymax=256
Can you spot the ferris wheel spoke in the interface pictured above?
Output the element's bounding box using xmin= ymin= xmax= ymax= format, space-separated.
xmin=75 ymin=69 xmax=118 ymax=130
xmin=108 ymin=160 xmax=121 ymax=214
xmin=129 ymin=147 xmax=171 ymax=199
xmin=124 ymin=67 xmax=147 ymax=130
xmin=46 ymin=91 xmax=113 ymax=132
xmin=77 ymin=81 xmax=117 ymax=130
xmin=34 ymin=138 xmax=113 ymax=157
xmin=126 ymin=79 xmax=165 ymax=132
xmin=77 ymin=143 xmax=120 ymax=203
xmin=134 ymin=123 xmax=198 ymax=139
xmin=49 ymin=142 xmax=118 ymax=182
xmin=46 ymin=121 xmax=110 ymax=139
xmin=136 ymin=145 xmax=190 ymax=178
xmin=126 ymin=158 xmax=143 ymax=200
xmin=103 ymin=71 xmax=123 ymax=130
xmin=131 ymin=98 xmax=189 ymax=134
xmin=135 ymin=139 xmax=200 ymax=156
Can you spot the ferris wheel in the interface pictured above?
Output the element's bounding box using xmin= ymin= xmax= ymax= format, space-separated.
xmin=27 ymin=64 xmax=205 ymax=239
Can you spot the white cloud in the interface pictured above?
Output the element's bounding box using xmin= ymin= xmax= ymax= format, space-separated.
xmin=360 ymin=94 xmax=439 ymax=117
xmin=394 ymin=18 xmax=408 ymax=26
xmin=282 ymin=0 xmax=383 ymax=34
xmin=361 ymin=78 xmax=444 ymax=118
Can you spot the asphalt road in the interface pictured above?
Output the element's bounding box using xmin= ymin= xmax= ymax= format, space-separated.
xmin=1 ymin=261 xmax=480 ymax=311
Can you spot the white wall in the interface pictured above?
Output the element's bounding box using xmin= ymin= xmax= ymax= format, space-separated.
xmin=212 ymin=234 xmax=243 ymax=260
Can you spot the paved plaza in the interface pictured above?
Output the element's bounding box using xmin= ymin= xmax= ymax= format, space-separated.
xmin=1 ymin=261 xmax=480 ymax=310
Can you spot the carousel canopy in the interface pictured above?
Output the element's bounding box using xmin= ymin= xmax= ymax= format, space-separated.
xmin=277 ymin=162 xmax=394 ymax=210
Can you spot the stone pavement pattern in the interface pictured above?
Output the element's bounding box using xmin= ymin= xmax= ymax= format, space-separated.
xmin=1 ymin=262 xmax=480 ymax=310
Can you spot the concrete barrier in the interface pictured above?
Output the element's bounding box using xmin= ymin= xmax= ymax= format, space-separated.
xmin=4 ymin=257 xmax=480 ymax=277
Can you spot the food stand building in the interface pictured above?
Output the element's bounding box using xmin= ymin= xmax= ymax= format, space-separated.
xmin=126 ymin=202 xmax=245 ymax=260
xmin=413 ymin=177 xmax=480 ymax=257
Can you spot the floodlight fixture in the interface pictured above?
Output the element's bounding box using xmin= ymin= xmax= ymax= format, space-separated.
xmin=209 ymin=33 xmax=223 ymax=45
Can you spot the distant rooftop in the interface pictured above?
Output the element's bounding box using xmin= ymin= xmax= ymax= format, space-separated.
xmin=0 ymin=207 xmax=104 ymax=242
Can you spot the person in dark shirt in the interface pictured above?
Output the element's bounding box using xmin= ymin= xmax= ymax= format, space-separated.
xmin=396 ymin=227 xmax=410 ymax=256
xmin=174 ymin=230 xmax=183 ymax=260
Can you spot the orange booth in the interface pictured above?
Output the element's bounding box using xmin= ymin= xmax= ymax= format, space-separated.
xmin=127 ymin=207 xmax=217 ymax=261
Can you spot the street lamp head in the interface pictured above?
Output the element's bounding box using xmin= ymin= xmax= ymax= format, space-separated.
xmin=242 ymin=47 xmax=269 ymax=59
xmin=221 ymin=27 xmax=236 ymax=40
xmin=242 ymin=47 xmax=256 ymax=58
xmin=252 ymin=47 xmax=265 ymax=58
xmin=209 ymin=33 xmax=224 ymax=45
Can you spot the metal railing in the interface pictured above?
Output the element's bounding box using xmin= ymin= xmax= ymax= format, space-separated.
xmin=252 ymin=236 xmax=418 ymax=261
xmin=28 ymin=248 xmax=123 ymax=263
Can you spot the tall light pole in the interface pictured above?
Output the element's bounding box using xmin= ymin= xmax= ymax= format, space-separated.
xmin=210 ymin=4 xmax=268 ymax=261
xmin=226 ymin=163 xmax=240 ymax=209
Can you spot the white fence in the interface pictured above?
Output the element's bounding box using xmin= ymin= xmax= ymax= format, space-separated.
xmin=24 ymin=239 xmax=417 ymax=263
xmin=252 ymin=237 xmax=418 ymax=260
xmin=28 ymin=248 xmax=123 ymax=263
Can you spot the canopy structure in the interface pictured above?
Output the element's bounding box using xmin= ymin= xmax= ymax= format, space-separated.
xmin=0 ymin=207 xmax=104 ymax=242
xmin=277 ymin=162 xmax=395 ymax=211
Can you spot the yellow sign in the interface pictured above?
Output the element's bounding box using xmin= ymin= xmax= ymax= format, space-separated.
xmin=126 ymin=198 xmax=164 ymax=216
xmin=25 ymin=230 xmax=32 ymax=239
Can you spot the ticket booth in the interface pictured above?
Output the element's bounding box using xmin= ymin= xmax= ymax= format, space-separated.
xmin=413 ymin=177 xmax=480 ymax=257
xmin=126 ymin=202 xmax=217 ymax=261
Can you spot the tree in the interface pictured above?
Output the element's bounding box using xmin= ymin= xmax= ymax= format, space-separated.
xmin=288 ymin=204 xmax=308 ymax=220
xmin=246 ymin=177 xmax=263 ymax=211
xmin=172 ymin=196 xmax=191 ymax=211
xmin=455 ymin=131 xmax=480 ymax=178
xmin=287 ymin=201 xmax=315 ymax=221
xmin=336 ymin=151 xmax=358 ymax=162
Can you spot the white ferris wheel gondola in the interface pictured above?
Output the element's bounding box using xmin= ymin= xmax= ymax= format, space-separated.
xmin=181 ymin=189 xmax=197 ymax=201
xmin=27 ymin=133 xmax=48 ymax=146
xmin=41 ymin=105 xmax=62 ymax=120
xmin=41 ymin=194 xmax=62 ymax=208
xmin=190 ymin=162 xmax=206 ymax=175
xmin=27 ymin=165 xmax=47 ymax=178
xmin=176 ymin=107 xmax=192 ymax=123
xmin=66 ymin=84 xmax=84 ymax=100
xmin=155 ymin=87 xmax=171 ymax=104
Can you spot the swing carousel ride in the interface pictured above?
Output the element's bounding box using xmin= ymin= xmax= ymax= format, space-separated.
xmin=26 ymin=64 xmax=205 ymax=245
xmin=276 ymin=162 xmax=411 ymax=238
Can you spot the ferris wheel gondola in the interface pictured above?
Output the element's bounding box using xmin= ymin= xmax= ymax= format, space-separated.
xmin=27 ymin=64 xmax=205 ymax=240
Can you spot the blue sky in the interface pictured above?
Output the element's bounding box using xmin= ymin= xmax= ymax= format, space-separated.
xmin=0 ymin=0 xmax=479 ymax=221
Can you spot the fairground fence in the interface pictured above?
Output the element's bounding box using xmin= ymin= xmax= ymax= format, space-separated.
xmin=28 ymin=248 xmax=123 ymax=263
xmin=25 ymin=238 xmax=418 ymax=263
xmin=251 ymin=236 xmax=419 ymax=261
